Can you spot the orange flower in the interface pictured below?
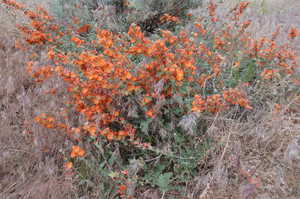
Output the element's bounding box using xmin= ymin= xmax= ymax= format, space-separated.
xmin=175 ymin=68 xmax=184 ymax=81
xmin=238 ymin=98 xmax=252 ymax=110
xmin=160 ymin=14 xmax=179 ymax=23
xmin=24 ymin=10 xmax=39 ymax=19
xmin=261 ymin=69 xmax=278 ymax=80
xmin=273 ymin=103 xmax=281 ymax=113
xmin=192 ymin=95 xmax=206 ymax=112
xmin=198 ymin=74 xmax=212 ymax=87
xmin=83 ymin=124 xmax=97 ymax=136
xmin=100 ymin=128 xmax=110 ymax=136
xmin=64 ymin=161 xmax=73 ymax=170
xmin=214 ymin=37 xmax=225 ymax=49
xmin=118 ymin=130 xmax=129 ymax=137
xmin=121 ymin=170 xmax=129 ymax=175
xmin=31 ymin=20 xmax=44 ymax=31
xmin=146 ymin=109 xmax=155 ymax=118
xmin=232 ymin=1 xmax=250 ymax=20
xmin=118 ymin=185 xmax=127 ymax=194
xmin=71 ymin=37 xmax=84 ymax=47
xmin=77 ymin=24 xmax=91 ymax=34
xmin=143 ymin=96 xmax=152 ymax=105
xmin=241 ymin=20 xmax=251 ymax=30
xmin=194 ymin=23 xmax=206 ymax=36
xmin=206 ymin=94 xmax=225 ymax=113
xmin=26 ymin=61 xmax=33 ymax=74
xmin=106 ymin=132 xmax=114 ymax=141
xmin=223 ymin=88 xmax=252 ymax=110
xmin=187 ymin=13 xmax=193 ymax=17
xmin=288 ymin=26 xmax=299 ymax=40
xmin=47 ymin=116 xmax=55 ymax=123
xmin=70 ymin=145 xmax=85 ymax=158
xmin=26 ymin=31 xmax=47 ymax=44
xmin=3 ymin=0 xmax=25 ymax=9
xmin=14 ymin=39 xmax=25 ymax=50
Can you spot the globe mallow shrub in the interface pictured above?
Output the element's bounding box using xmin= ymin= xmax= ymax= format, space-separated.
xmin=2 ymin=0 xmax=299 ymax=197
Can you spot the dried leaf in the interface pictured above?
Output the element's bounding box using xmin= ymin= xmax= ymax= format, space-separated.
xmin=178 ymin=113 xmax=198 ymax=135
xmin=239 ymin=183 xmax=256 ymax=199
xmin=285 ymin=138 xmax=300 ymax=163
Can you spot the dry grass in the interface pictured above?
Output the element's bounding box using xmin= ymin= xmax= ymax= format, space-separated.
xmin=0 ymin=0 xmax=300 ymax=198
xmin=183 ymin=1 xmax=300 ymax=198
xmin=0 ymin=41 xmax=74 ymax=199
xmin=0 ymin=2 xmax=76 ymax=198
xmin=185 ymin=107 xmax=300 ymax=198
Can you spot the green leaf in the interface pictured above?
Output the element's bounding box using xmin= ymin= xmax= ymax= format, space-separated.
xmin=128 ymin=0 xmax=147 ymax=10
xmin=108 ymin=154 xmax=117 ymax=165
xmin=140 ymin=119 xmax=151 ymax=133
xmin=155 ymin=172 xmax=173 ymax=192
xmin=243 ymin=60 xmax=257 ymax=82
xmin=108 ymin=171 xmax=119 ymax=179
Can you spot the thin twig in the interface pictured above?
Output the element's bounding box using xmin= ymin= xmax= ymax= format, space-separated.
xmin=199 ymin=125 xmax=232 ymax=199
